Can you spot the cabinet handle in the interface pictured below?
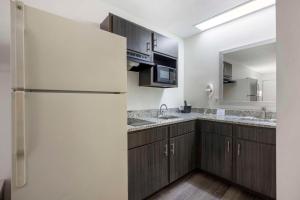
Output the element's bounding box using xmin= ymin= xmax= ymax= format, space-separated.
xmin=237 ymin=143 xmax=241 ymax=157
xmin=12 ymin=1 xmax=26 ymax=89
xmin=227 ymin=140 xmax=230 ymax=153
xmin=13 ymin=91 xmax=27 ymax=187
xmin=171 ymin=143 xmax=175 ymax=155
xmin=164 ymin=144 xmax=168 ymax=157
xmin=146 ymin=42 xmax=150 ymax=51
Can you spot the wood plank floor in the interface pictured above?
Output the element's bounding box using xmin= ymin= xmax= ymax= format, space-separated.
xmin=147 ymin=173 xmax=264 ymax=200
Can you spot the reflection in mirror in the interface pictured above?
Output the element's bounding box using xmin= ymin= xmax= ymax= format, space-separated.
xmin=222 ymin=42 xmax=276 ymax=103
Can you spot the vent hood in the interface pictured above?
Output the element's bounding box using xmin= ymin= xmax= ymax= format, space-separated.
xmin=127 ymin=60 xmax=153 ymax=72
xmin=127 ymin=50 xmax=154 ymax=72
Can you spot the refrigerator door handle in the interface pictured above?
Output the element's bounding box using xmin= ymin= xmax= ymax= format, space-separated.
xmin=13 ymin=91 xmax=27 ymax=187
xmin=11 ymin=1 xmax=25 ymax=89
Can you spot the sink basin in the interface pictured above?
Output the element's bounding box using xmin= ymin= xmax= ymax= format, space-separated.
xmin=158 ymin=115 xmax=179 ymax=120
xmin=128 ymin=118 xmax=156 ymax=126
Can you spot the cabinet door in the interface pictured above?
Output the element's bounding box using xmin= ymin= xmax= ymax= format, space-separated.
xmin=236 ymin=140 xmax=276 ymax=198
xmin=170 ymin=132 xmax=196 ymax=182
xmin=201 ymin=132 xmax=220 ymax=175
xmin=125 ymin=21 xmax=152 ymax=55
xmin=219 ymin=136 xmax=233 ymax=180
xmin=112 ymin=15 xmax=152 ymax=56
xmin=201 ymin=133 xmax=232 ymax=180
xmin=128 ymin=140 xmax=168 ymax=200
xmin=153 ymin=32 xmax=178 ymax=58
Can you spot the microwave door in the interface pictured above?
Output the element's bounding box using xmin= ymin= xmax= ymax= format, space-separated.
xmin=160 ymin=70 xmax=170 ymax=83
xmin=156 ymin=66 xmax=170 ymax=84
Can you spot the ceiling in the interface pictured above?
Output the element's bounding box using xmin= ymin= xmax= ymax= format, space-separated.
xmin=0 ymin=0 xmax=259 ymax=71
xmin=224 ymin=42 xmax=276 ymax=74
xmin=100 ymin=0 xmax=251 ymax=38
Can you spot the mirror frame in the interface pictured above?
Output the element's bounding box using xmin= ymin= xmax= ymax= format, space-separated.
xmin=219 ymin=38 xmax=276 ymax=106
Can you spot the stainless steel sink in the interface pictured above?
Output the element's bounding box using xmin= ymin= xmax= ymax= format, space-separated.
xmin=128 ymin=118 xmax=156 ymax=126
xmin=158 ymin=115 xmax=179 ymax=120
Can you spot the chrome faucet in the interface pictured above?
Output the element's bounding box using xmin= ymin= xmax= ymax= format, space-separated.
xmin=159 ymin=104 xmax=168 ymax=116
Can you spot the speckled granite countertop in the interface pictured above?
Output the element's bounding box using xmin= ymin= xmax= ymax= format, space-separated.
xmin=127 ymin=112 xmax=276 ymax=132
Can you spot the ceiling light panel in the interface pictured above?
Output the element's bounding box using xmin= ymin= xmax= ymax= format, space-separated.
xmin=195 ymin=0 xmax=276 ymax=31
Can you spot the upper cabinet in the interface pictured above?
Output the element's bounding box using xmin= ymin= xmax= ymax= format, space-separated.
xmin=152 ymin=33 xmax=178 ymax=58
xmin=100 ymin=13 xmax=178 ymax=88
xmin=126 ymin=22 xmax=152 ymax=56
xmin=101 ymin=14 xmax=153 ymax=65
xmin=110 ymin=15 xmax=152 ymax=56
xmin=101 ymin=14 xmax=178 ymax=59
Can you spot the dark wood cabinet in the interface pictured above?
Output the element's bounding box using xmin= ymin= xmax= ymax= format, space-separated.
xmin=101 ymin=14 xmax=152 ymax=56
xmin=201 ymin=131 xmax=219 ymax=175
xmin=153 ymin=32 xmax=178 ymax=58
xmin=170 ymin=121 xmax=196 ymax=138
xmin=101 ymin=14 xmax=179 ymax=88
xmin=128 ymin=121 xmax=197 ymax=200
xmin=128 ymin=126 xmax=168 ymax=149
xmin=200 ymin=122 xmax=276 ymax=198
xmin=170 ymin=132 xmax=196 ymax=182
xmin=201 ymin=122 xmax=233 ymax=181
xmin=125 ymin=21 xmax=152 ymax=56
xmin=128 ymin=120 xmax=276 ymax=199
xmin=219 ymin=135 xmax=233 ymax=180
xmin=235 ymin=126 xmax=276 ymax=199
xmin=128 ymin=139 xmax=168 ymax=200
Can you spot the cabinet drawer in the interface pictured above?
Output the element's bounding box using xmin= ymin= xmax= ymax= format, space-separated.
xmin=235 ymin=125 xmax=276 ymax=145
xmin=170 ymin=121 xmax=195 ymax=137
xmin=215 ymin=123 xmax=233 ymax=137
xmin=128 ymin=126 xmax=168 ymax=149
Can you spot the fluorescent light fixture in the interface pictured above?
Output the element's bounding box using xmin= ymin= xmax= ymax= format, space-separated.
xmin=195 ymin=0 xmax=276 ymax=31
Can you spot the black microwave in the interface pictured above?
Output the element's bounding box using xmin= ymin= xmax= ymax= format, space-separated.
xmin=154 ymin=65 xmax=177 ymax=85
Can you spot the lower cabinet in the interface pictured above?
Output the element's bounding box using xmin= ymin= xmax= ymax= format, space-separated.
xmin=235 ymin=139 xmax=276 ymax=199
xmin=201 ymin=132 xmax=220 ymax=175
xmin=201 ymin=122 xmax=276 ymax=199
xmin=170 ymin=132 xmax=196 ymax=182
xmin=128 ymin=121 xmax=196 ymax=200
xmin=219 ymin=135 xmax=233 ymax=180
xmin=128 ymin=140 xmax=168 ymax=200
xmin=128 ymin=120 xmax=276 ymax=200
xmin=201 ymin=122 xmax=233 ymax=181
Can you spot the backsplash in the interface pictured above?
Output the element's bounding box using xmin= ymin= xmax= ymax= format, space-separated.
xmin=191 ymin=108 xmax=276 ymax=119
xmin=128 ymin=108 xmax=276 ymax=119
xmin=127 ymin=108 xmax=180 ymax=118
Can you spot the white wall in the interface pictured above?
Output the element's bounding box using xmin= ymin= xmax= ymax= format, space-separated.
xmin=10 ymin=0 xmax=184 ymax=111
xmin=184 ymin=6 xmax=276 ymax=110
xmin=277 ymin=0 xmax=300 ymax=199
xmin=261 ymin=72 xmax=276 ymax=102
xmin=0 ymin=70 xmax=11 ymax=179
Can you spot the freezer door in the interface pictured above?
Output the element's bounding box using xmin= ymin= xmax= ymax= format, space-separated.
xmin=12 ymin=91 xmax=128 ymax=200
xmin=11 ymin=2 xmax=127 ymax=92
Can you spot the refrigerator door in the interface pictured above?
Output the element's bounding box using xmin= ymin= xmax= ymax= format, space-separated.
xmin=12 ymin=91 xmax=128 ymax=200
xmin=11 ymin=1 xmax=127 ymax=92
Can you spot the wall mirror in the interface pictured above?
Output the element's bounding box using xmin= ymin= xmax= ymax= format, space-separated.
xmin=219 ymin=40 xmax=276 ymax=105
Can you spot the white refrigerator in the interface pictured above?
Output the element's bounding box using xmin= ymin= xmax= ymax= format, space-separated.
xmin=10 ymin=1 xmax=128 ymax=200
